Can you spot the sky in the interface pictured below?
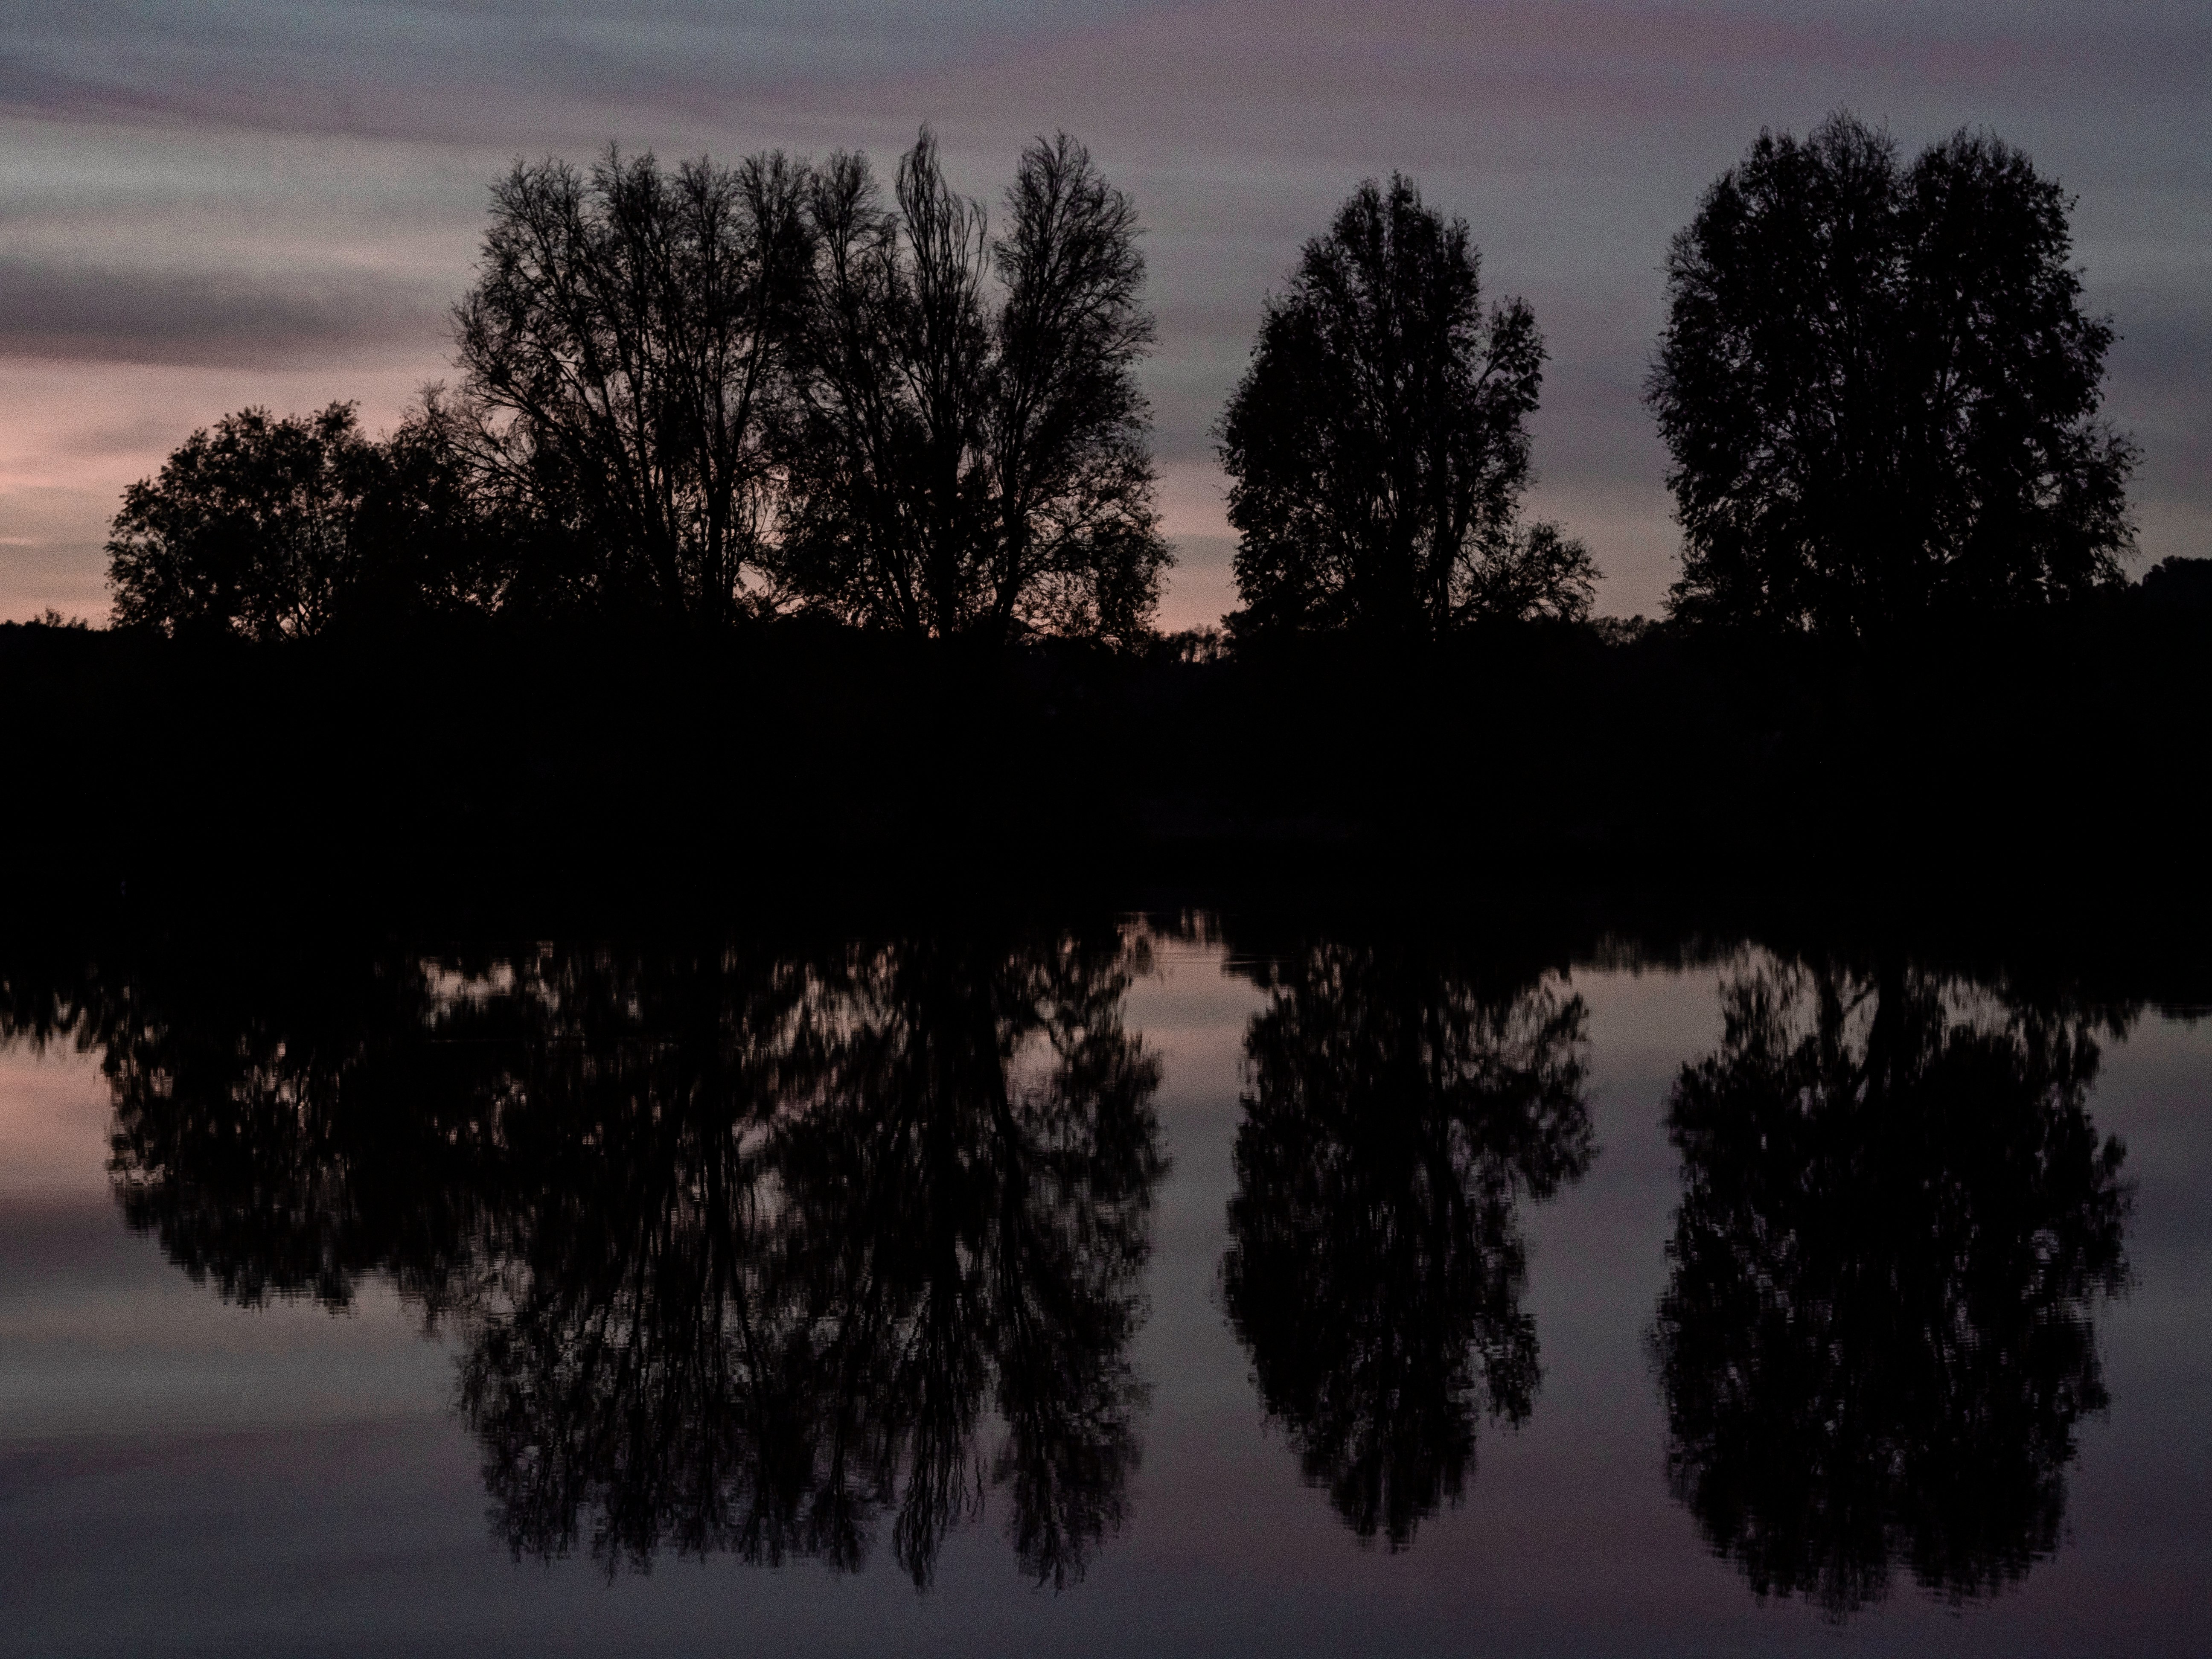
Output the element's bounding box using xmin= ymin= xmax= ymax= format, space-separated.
xmin=1 ymin=0 xmax=2206 ymax=627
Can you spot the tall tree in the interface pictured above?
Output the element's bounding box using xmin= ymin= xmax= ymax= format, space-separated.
xmin=1649 ymin=114 xmax=2137 ymax=634
xmin=451 ymin=146 xmax=812 ymax=619
xmin=1217 ymin=175 xmax=1593 ymax=636
xmin=774 ymin=131 xmax=1171 ymax=644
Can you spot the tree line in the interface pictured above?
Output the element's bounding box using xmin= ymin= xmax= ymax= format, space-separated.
xmin=110 ymin=131 xmax=1171 ymax=646
xmin=105 ymin=112 xmax=2143 ymax=644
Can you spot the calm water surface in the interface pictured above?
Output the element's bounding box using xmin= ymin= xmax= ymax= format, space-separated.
xmin=1 ymin=919 xmax=2206 ymax=1655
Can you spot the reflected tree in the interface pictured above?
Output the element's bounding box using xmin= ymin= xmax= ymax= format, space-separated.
xmin=76 ymin=950 xmax=480 ymax=1309
xmin=10 ymin=930 xmax=1164 ymax=1590
xmin=1222 ymin=941 xmax=1595 ymax=1546
xmin=460 ymin=934 xmax=1164 ymax=1587
xmin=1651 ymin=961 xmax=2131 ymax=1616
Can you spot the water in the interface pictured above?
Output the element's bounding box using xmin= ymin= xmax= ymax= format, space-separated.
xmin=2 ymin=918 xmax=2206 ymax=1655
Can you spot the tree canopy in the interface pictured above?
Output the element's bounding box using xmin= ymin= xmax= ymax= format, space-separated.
xmin=1649 ymin=113 xmax=2136 ymax=634
xmin=1217 ymin=175 xmax=1595 ymax=637
xmin=451 ymin=146 xmax=812 ymax=620
xmin=105 ymin=401 xmax=487 ymax=637
xmin=773 ymin=131 xmax=1169 ymax=644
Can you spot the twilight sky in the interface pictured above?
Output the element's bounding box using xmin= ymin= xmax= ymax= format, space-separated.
xmin=2 ymin=0 xmax=2206 ymax=626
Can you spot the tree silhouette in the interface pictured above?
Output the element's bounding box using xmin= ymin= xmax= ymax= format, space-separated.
xmin=107 ymin=402 xmax=369 ymax=638
xmin=105 ymin=400 xmax=501 ymax=636
xmin=1651 ymin=960 xmax=2132 ymax=1616
xmin=451 ymin=146 xmax=814 ymax=619
xmin=1649 ymin=114 xmax=2136 ymax=634
xmin=1222 ymin=940 xmax=1595 ymax=1546
xmin=31 ymin=931 xmax=1165 ymax=1589
xmin=774 ymin=130 xmax=1171 ymax=644
xmin=1217 ymin=175 xmax=1594 ymax=637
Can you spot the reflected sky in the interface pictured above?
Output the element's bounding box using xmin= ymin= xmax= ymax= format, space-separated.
xmin=3 ymin=0 xmax=2208 ymax=624
xmin=0 ymin=922 xmax=2207 ymax=1654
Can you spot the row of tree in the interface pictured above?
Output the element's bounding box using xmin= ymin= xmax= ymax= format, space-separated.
xmin=105 ymin=113 xmax=2138 ymax=643
xmin=111 ymin=131 xmax=1175 ymax=645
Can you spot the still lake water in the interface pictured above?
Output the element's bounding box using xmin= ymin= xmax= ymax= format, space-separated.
xmin=1 ymin=919 xmax=2206 ymax=1655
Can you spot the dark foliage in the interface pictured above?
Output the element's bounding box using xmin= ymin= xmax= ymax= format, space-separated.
xmin=105 ymin=402 xmax=491 ymax=637
xmin=2140 ymin=553 xmax=2212 ymax=609
xmin=109 ymin=133 xmax=1166 ymax=642
xmin=15 ymin=930 xmax=1164 ymax=1589
xmin=13 ymin=591 xmax=2208 ymax=1013
xmin=773 ymin=131 xmax=1169 ymax=643
xmin=1650 ymin=113 xmax=2136 ymax=634
xmin=5 ymin=576 xmax=2210 ymax=923
xmin=1651 ymin=960 xmax=2131 ymax=1615
xmin=1218 ymin=174 xmax=1592 ymax=637
xmin=450 ymin=146 xmax=813 ymax=619
xmin=1220 ymin=937 xmax=1594 ymax=1546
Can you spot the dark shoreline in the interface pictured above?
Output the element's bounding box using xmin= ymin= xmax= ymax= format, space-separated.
xmin=3 ymin=595 xmax=2206 ymax=963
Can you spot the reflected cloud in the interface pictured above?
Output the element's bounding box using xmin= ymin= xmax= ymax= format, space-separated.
xmin=1221 ymin=937 xmax=1595 ymax=1548
xmin=1651 ymin=959 xmax=2132 ymax=1617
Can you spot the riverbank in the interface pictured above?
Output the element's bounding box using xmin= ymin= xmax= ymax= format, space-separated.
xmin=3 ymin=587 xmax=2206 ymax=931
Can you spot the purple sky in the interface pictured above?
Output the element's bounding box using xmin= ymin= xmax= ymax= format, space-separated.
xmin=2 ymin=0 xmax=2205 ymax=626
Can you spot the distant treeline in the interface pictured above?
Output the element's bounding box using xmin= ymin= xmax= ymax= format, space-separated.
xmin=90 ymin=111 xmax=2160 ymax=646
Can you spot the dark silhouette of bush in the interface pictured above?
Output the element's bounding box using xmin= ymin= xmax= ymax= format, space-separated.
xmin=2140 ymin=554 xmax=2212 ymax=610
xmin=1649 ymin=114 xmax=2136 ymax=635
xmin=1217 ymin=174 xmax=1593 ymax=637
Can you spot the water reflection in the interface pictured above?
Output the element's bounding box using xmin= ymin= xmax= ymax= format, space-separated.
xmin=1221 ymin=939 xmax=1596 ymax=1547
xmin=0 ymin=921 xmax=2161 ymax=1617
xmin=1651 ymin=960 xmax=2132 ymax=1616
xmin=48 ymin=931 xmax=1166 ymax=1587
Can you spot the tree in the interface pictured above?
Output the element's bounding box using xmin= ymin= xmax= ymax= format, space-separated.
xmin=451 ymin=146 xmax=813 ymax=620
xmin=1651 ymin=960 xmax=2130 ymax=1615
xmin=106 ymin=400 xmax=500 ymax=637
xmin=348 ymin=392 xmax=513 ymax=619
xmin=773 ymin=130 xmax=1171 ymax=644
xmin=1217 ymin=175 xmax=1593 ymax=636
xmin=1649 ymin=114 xmax=2137 ymax=634
xmin=107 ymin=403 xmax=376 ymax=638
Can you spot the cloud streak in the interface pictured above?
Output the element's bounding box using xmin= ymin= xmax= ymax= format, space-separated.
xmin=0 ymin=256 xmax=446 ymax=367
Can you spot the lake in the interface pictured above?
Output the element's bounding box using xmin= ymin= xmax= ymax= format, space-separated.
xmin=2 ymin=915 xmax=2206 ymax=1655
